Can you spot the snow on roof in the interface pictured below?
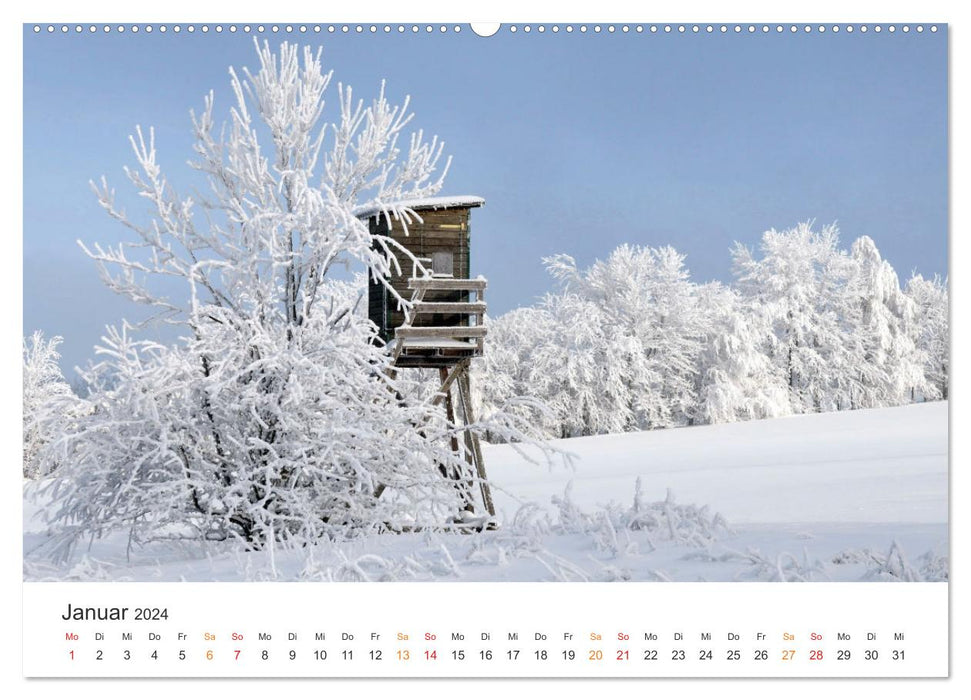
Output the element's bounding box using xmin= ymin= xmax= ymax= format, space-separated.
xmin=353 ymin=195 xmax=485 ymax=220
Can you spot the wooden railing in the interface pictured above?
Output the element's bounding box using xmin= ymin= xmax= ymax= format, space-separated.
xmin=391 ymin=273 xmax=488 ymax=366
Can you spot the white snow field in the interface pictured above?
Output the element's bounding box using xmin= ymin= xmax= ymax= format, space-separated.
xmin=23 ymin=401 xmax=947 ymax=583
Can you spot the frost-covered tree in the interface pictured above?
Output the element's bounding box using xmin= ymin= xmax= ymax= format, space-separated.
xmin=543 ymin=292 xmax=654 ymax=436
xmin=732 ymin=222 xmax=858 ymax=414
xmin=43 ymin=40 xmax=543 ymax=558
xmin=694 ymin=285 xmax=791 ymax=424
xmin=545 ymin=244 xmax=708 ymax=431
xmin=473 ymin=306 xmax=561 ymax=438
xmin=844 ymin=236 xmax=928 ymax=407
xmin=475 ymin=291 xmax=652 ymax=439
xmin=23 ymin=331 xmax=80 ymax=479
xmin=906 ymin=273 xmax=949 ymax=400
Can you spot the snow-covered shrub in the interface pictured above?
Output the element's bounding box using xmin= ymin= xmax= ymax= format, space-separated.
xmin=23 ymin=331 xmax=82 ymax=479
xmin=41 ymin=40 xmax=556 ymax=560
xmin=718 ymin=547 xmax=827 ymax=582
xmin=44 ymin=315 xmax=480 ymax=556
xmin=832 ymin=541 xmax=948 ymax=582
xmin=551 ymin=479 xmax=729 ymax=548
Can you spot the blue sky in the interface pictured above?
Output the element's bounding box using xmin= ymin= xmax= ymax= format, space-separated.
xmin=23 ymin=25 xmax=947 ymax=374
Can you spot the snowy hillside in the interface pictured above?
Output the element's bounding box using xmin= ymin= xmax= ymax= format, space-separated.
xmin=24 ymin=402 xmax=947 ymax=583
xmin=487 ymin=400 xmax=947 ymax=525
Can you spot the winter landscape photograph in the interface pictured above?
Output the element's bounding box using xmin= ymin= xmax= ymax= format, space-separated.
xmin=23 ymin=25 xmax=948 ymax=583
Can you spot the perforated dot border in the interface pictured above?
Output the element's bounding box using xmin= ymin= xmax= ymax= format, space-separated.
xmin=30 ymin=23 xmax=942 ymax=36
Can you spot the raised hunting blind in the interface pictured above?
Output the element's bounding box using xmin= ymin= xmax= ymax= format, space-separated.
xmin=358 ymin=196 xmax=494 ymax=521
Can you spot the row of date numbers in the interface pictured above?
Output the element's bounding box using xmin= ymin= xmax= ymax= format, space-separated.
xmin=69 ymin=648 xmax=906 ymax=662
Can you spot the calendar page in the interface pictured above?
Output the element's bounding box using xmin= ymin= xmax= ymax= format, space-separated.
xmin=20 ymin=8 xmax=952 ymax=690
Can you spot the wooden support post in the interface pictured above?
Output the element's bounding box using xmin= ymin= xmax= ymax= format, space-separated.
xmin=430 ymin=359 xmax=469 ymax=408
xmin=440 ymin=367 xmax=461 ymax=458
xmin=456 ymin=367 xmax=495 ymax=517
xmin=440 ymin=366 xmax=476 ymax=513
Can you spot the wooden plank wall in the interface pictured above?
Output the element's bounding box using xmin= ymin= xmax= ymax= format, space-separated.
xmin=368 ymin=207 xmax=474 ymax=339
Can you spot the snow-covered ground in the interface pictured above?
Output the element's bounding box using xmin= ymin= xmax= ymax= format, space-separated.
xmin=23 ymin=401 xmax=948 ymax=582
xmin=488 ymin=400 xmax=947 ymax=525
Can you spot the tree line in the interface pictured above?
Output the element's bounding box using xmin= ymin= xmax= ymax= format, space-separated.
xmin=474 ymin=223 xmax=948 ymax=440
